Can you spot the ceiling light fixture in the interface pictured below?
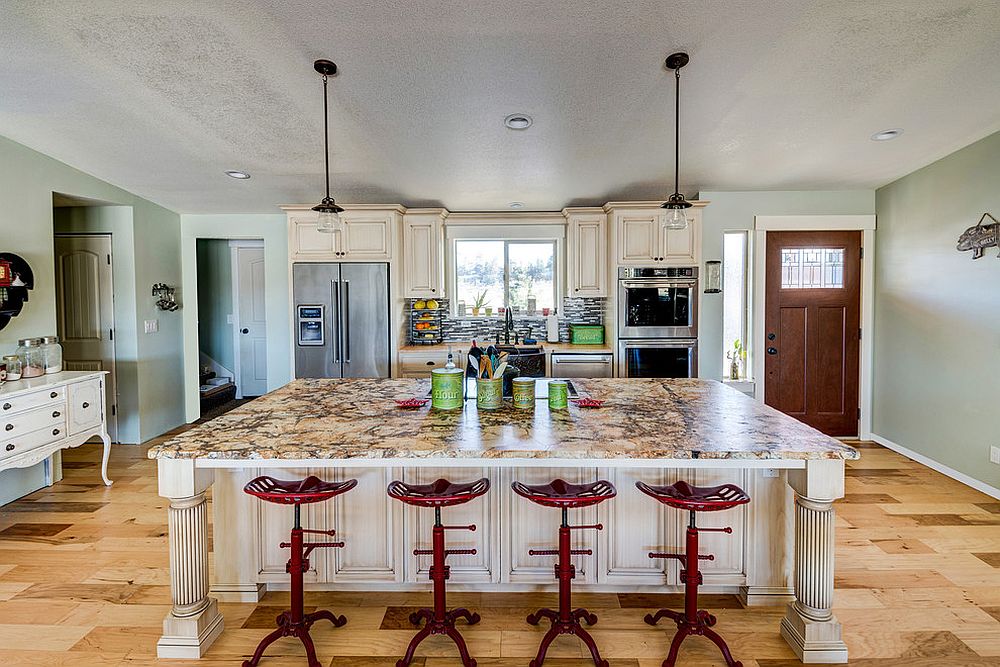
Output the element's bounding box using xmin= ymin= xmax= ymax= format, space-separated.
xmin=508 ymin=202 xmax=524 ymax=209
xmin=871 ymin=128 xmax=903 ymax=141
xmin=661 ymin=52 xmax=692 ymax=231
xmin=224 ymin=170 xmax=250 ymax=179
xmin=504 ymin=114 xmax=533 ymax=130
xmin=312 ymin=59 xmax=345 ymax=234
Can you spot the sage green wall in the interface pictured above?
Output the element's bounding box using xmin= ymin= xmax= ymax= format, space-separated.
xmin=196 ymin=239 xmax=234 ymax=373
xmin=0 ymin=134 xmax=184 ymax=504
xmin=180 ymin=214 xmax=290 ymax=422
xmin=697 ymin=190 xmax=876 ymax=382
xmin=873 ymin=131 xmax=1000 ymax=487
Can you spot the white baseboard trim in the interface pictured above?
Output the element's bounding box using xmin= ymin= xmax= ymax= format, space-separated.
xmin=870 ymin=433 xmax=1000 ymax=500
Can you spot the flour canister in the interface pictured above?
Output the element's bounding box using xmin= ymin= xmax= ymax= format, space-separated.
xmin=512 ymin=377 xmax=535 ymax=410
xmin=548 ymin=379 xmax=569 ymax=409
xmin=431 ymin=367 xmax=464 ymax=410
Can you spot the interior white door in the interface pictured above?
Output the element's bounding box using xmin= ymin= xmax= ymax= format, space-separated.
xmin=54 ymin=234 xmax=118 ymax=442
xmin=235 ymin=245 xmax=267 ymax=397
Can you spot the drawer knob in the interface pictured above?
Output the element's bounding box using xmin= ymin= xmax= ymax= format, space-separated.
xmin=4 ymin=424 xmax=12 ymax=432
xmin=426 ymin=361 xmax=436 ymax=366
xmin=52 ymin=428 xmax=60 ymax=436
xmin=2 ymin=403 xmax=10 ymax=411
xmin=5 ymin=444 xmax=13 ymax=452
xmin=50 ymin=391 xmax=58 ymax=398
xmin=82 ymin=402 xmax=90 ymax=409
xmin=52 ymin=411 xmax=61 ymax=418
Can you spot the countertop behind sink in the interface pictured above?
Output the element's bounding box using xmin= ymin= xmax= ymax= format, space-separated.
xmin=399 ymin=341 xmax=613 ymax=355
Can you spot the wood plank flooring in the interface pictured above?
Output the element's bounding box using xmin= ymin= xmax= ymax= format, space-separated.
xmin=3 ymin=439 xmax=1000 ymax=665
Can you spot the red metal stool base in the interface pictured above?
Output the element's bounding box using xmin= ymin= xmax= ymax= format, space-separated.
xmin=243 ymin=476 xmax=357 ymax=667
xmin=637 ymin=480 xmax=750 ymax=667
xmin=512 ymin=479 xmax=616 ymax=667
xmin=389 ymin=478 xmax=491 ymax=667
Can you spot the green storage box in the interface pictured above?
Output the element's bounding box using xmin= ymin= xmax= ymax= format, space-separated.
xmin=569 ymin=324 xmax=604 ymax=345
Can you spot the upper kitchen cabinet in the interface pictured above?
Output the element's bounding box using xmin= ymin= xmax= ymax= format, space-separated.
xmin=402 ymin=209 xmax=446 ymax=298
xmin=283 ymin=205 xmax=403 ymax=262
xmin=607 ymin=201 xmax=706 ymax=266
xmin=564 ymin=208 xmax=608 ymax=297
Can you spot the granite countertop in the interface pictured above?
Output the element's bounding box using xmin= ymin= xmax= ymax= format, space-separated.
xmin=399 ymin=342 xmax=614 ymax=354
xmin=148 ymin=378 xmax=859 ymax=462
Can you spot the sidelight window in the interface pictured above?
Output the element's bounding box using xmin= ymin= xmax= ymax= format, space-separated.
xmin=722 ymin=231 xmax=749 ymax=377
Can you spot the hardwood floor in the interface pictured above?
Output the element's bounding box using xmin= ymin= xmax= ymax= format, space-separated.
xmin=3 ymin=439 xmax=1000 ymax=666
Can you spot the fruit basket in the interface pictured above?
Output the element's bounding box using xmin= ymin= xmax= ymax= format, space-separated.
xmin=409 ymin=299 xmax=444 ymax=344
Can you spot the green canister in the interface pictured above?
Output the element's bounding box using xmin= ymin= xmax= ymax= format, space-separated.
xmin=431 ymin=368 xmax=465 ymax=410
xmin=512 ymin=377 xmax=535 ymax=409
xmin=547 ymin=379 xmax=569 ymax=409
xmin=476 ymin=377 xmax=503 ymax=410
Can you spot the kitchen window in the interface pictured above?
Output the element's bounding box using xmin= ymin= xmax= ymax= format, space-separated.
xmin=453 ymin=239 xmax=558 ymax=316
xmin=722 ymin=231 xmax=749 ymax=377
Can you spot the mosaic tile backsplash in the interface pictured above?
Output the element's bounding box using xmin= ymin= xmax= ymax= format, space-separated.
xmin=406 ymin=298 xmax=606 ymax=344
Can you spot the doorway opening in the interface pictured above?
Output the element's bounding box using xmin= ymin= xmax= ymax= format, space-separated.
xmin=195 ymin=239 xmax=266 ymax=418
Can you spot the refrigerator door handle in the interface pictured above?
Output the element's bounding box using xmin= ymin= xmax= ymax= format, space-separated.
xmin=332 ymin=279 xmax=341 ymax=363
xmin=343 ymin=280 xmax=351 ymax=363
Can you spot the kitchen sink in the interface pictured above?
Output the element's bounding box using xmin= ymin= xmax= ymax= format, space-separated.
xmin=495 ymin=345 xmax=543 ymax=355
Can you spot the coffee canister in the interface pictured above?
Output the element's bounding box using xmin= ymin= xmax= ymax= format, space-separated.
xmin=476 ymin=377 xmax=503 ymax=410
xmin=512 ymin=377 xmax=535 ymax=409
xmin=548 ymin=380 xmax=569 ymax=409
xmin=431 ymin=368 xmax=464 ymax=410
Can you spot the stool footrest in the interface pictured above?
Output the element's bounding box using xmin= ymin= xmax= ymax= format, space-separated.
xmin=648 ymin=551 xmax=714 ymax=561
xmin=443 ymin=524 xmax=477 ymax=532
xmin=302 ymin=528 xmax=337 ymax=536
xmin=446 ymin=548 xmax=477 ymax=556
xmin=568 ymin=523 xmax=603 ymax=531
xmin=698 ymin=526 xmax=733 ymax=534
xmin=528 ymin=548 xmax=593 ymax=556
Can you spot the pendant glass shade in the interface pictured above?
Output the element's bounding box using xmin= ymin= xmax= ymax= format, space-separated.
xmin=663 ymin=206 xmax=689 ymax=231
xmin=313 ymin=199 xmax=345 ymax=234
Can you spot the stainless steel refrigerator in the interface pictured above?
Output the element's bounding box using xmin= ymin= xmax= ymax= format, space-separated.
xmin=292 ymin=263 xmax=390 ymax=378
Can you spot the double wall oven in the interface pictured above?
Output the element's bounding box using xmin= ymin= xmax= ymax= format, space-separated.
xmin=617 ymin=266 xmax=698 ymax=378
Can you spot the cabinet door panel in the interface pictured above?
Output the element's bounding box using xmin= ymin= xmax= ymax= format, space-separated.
xmin=292 ymin=218 xmax=337 ymax=258
xmin=258 ymin=466 xmax=322 ymax=582
xmin=342 ymin=214 xmax=391 ymax=259
xmin=618 ymin=213 xmax=660 ymax=264
xmin=597 ymin=468 xmax=670 ymax=586
xmin=502 ymin=467 xmax=599 ymax=584
xmin=684 ymin=468 xmax=747 ymax=583
xmin=68 ymin=379 xmax=103 ymax=434
xmin=663 ymin=226 xmax=696 ymax=263
xmin=325 ymin=467 xmax=402 ymax=582
xmin=403 ymin=467 xmax=497 ymax=583
xmin=569 ymin=215 xmax=607 ymax=297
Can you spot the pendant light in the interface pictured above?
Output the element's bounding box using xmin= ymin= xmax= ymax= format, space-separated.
xmin=662 ymin=52 xmax=692 ymax=231
xmin=312 ymin=59 xmax=344 ymax=234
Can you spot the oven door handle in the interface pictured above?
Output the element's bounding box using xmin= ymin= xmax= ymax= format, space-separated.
xmin=620 ymin=280 xmax=696 ymax=289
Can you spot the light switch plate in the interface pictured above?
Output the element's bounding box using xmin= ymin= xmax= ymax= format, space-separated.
xmin=762 ymin=468 xmax=779 ymax=478
xmin=991 ymin=446 xmax=1000 ymax=465
xmin=226 ymin=313 xmax=234 ymax=324
xmin=144 ymin=319 xmax=159 ymax=334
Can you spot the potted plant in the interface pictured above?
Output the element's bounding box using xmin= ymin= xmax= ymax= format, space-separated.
xmin=727 ymin=339 xmax=747 ymax=380
xmin=471 ymin=290 xmax=488 ymax=317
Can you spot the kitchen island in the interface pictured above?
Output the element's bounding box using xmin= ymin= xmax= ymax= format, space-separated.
xmin=149 ymin=378 xmax=858 ymax=663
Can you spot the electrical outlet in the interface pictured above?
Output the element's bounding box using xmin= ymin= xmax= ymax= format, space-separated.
xmin=991 ymin=446 xmax=1000 ymax=465
xmin=144 ymin=319 xmax=159 ymax=334
xmin=762 ymin=468 xmax=780 ymax=478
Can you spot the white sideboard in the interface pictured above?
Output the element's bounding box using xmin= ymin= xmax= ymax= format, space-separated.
xmin=0 ymin=371 xmax=112 ymax=486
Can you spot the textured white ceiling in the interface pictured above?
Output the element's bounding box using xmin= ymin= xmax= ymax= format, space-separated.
xmin=1 ymin=0 xmax=999 ymax=213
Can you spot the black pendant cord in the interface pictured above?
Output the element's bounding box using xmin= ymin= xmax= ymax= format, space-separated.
xmin=322 ymin=73 xmax=331 ymax=204
xmin=673 ymin=65 xmax=681 ymax=199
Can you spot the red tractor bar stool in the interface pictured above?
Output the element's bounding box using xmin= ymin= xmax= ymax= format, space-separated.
xmin=387 ymin=477 xmax=491 ymax=667
xmin=636 ymin=479 xmax=751 ymax=667
xmin=511 ymin=478 xmax=617 ymax=667
xmin=242 ymin=475 xmax=358 ymax=667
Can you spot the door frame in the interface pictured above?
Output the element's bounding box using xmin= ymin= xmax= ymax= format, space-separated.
xmin=229 ymin=240 xmax=265 ymax=399
xmin=751 ymin=215 xmax=876 ymax=439
xmin=53 ymin=232 xmax=120 ymax=442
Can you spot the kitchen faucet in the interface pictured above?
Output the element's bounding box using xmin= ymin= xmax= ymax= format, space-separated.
xmin=504 ymin=307 xmax=514 ymax=345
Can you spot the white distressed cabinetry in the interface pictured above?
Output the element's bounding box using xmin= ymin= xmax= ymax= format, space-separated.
xmin=608 ymin=202 xmax=705 ymax=266
xmin=564 ymin=208 xmax=608 ymax=297
xmin=284 ymin=205 xmax=402 ymax=262
xmin=402 ymin=209 xmax=446 ymax=297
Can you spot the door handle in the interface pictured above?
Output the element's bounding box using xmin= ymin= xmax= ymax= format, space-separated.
xmin=332 ymin=280 xmax=341 ymax=363
xmin=241 ymin=328 xmax=249 ymax=334
xmin=342 ymin=280 xmax=351 ymax=363
xmin=767 ymin=347 xmax=778 ymax=355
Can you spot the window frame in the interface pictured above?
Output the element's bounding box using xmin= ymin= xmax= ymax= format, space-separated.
xmin=446 ymin=224 xmax=565 ymax=318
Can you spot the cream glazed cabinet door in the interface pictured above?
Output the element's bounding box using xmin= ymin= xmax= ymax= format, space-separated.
xmin=501 ymin=467 xmax=600 ymax=584
xmin=288 ymin=213 xmax=337 ymax=261
xmin=596 ymin=468 xmax=672 ymax=586
xmin=340 ymin=210 xmax=397 ymax=260
xmin=402 ymin=467 xmax=499 ymax=584
xmin=565 ymin=209 xmax=608 ymax=297
xmin=678 ymin=468 xmax=748 ymax=586
xmin=614 ymin=209 xmax=661 ymax=264
xmin=402 ymin=210 xmax=446 ymax=298
xmin=661 ymin=207 xmax=702 ymax=266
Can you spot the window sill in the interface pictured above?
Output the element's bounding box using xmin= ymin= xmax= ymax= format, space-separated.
xmin=722 ymin=379 xmax=756 ymax=397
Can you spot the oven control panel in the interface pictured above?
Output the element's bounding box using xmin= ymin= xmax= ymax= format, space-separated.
xmin=619 ymin=266 xmax=697 ymax=279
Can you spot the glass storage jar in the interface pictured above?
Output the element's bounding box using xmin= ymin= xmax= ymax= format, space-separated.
xmin=16 ymin=338 xmax=45 ymax=378
xmin=3 ymin=354 xmax=22 ymax=381
xmin=41 ymin=335 xmax=63 ymax=374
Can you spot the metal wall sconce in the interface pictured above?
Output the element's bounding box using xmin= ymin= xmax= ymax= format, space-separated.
xmin=704 ymin=260 xmax=722 ymax=293
xmin=152 ymin=283 xmax=180 ymax=311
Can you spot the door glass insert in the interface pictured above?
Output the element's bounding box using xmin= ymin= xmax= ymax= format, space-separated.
xmin=780 ymin=248 xmax=844 ymax=289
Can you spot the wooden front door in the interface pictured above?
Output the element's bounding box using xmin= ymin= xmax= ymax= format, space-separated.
xmin=764 ymin=231 xmax=861 ymax=436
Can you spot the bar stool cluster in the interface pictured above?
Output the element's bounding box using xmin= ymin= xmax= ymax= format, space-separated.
xmin=242 ymin=472 xmax=751 ymax=667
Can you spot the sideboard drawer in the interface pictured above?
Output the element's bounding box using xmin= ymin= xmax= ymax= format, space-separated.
xmin=1 ymin=403 xmax=67 ymax=439
xmin=0 ymin=423 xmax=66 ymax=463
xmin=68 ymin=379 xmax=103 ymax=435
xmin=0 ymin=386 xmax=66 ymax=416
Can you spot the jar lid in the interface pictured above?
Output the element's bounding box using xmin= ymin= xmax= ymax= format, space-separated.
xmin=17 ymin=338 xmax=43 ymax=346
xmin=42 ymin=336 xmax=60 ymax=344
xmin=2 ymin=355 xmax=18 ymax=361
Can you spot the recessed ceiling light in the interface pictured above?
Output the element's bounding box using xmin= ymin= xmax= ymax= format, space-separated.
xmin=504 ymin=114 xmax=532 ymax=130
xmin=224 ymin=170 xmax=251 ymax=179
xmin=871 ymin=129 xmax=903 ymax=141
xmin=509 ymin=202 xmax=524 ymax=209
